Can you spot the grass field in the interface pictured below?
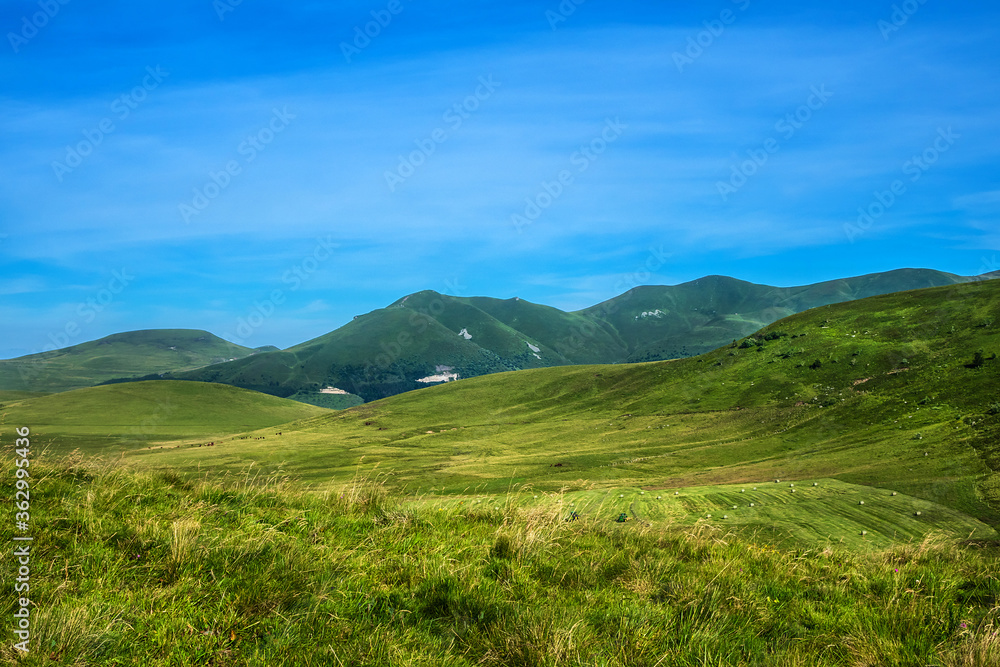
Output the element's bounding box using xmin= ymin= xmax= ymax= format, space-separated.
xmin=3 ymin=282 xmax=998 ymax=534
xmin=35 ymin=281 xmax=985 ymax=531
xmin=1 ymin=454 xmax=997 ymax=666
xmin=412 ymin=478 xmax=996 ymax=551
xmin=2 ymin=281 xmax=999 ymax=664
xmin=0 ymin=381 xmax=329 ymax=457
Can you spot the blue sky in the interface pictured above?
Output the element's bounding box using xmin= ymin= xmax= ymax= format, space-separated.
xmin=1 ymin=0 xmax=998 ymax=358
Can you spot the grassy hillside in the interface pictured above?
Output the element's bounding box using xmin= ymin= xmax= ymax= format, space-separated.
xmin=0 ymin=390 xmax=48 ymax=403
xmin=159 ymin=268 xmax=989 ymax=402
xmin=0 ymin=329 xmax=259 ymax=393
xmin=0 ymin=380 xmax=329 ymax=455
xmin=4 ymin=281 xmax=997 ymax=543
xmin=117 ymin=280 xmax=1000 ymax=540
xmin=169 ymin=305 xmax=519 ymax=402
xmin=1 ymin=453 xmax=997 ymax=666
xmin=168 ymin=292 xmax=583 ymax=402
xmin=8 ymin=281 xmax=990 ymax=551
xmin=389 ymin=291 xmax=564 ymax=363
xmin=586 ymin=268 xmax=974 ymax=361
xmin=458 ymin=293 xmax=628 ymax=364
xmin=3 ymin=281 xmax=1000 ymax=664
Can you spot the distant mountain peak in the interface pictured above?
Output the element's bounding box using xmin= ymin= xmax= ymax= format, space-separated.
xmin=7 ymin=268 xmax=995 ymax=401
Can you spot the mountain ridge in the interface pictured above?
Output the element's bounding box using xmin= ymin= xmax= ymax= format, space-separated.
xmin=3 ymin=268 xmax=994 ymax=399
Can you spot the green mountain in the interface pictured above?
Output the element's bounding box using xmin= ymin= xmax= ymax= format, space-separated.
xmin=584 ymin=268 xmax=976 ymax=361
xmin=0 ymin=329 xmax=260 ymax=393
xmin=455 ymin=293 xmax=627 ymax=364
xmin=6 ymin=269 xmax=991 ymax=401
xmin=166 ymin=268 xmax=988 ymax=402
xmin=163 ymin=288 xmax=629 ymax=401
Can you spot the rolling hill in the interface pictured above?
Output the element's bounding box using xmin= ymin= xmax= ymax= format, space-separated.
xmin=584 ymin=267 xmax=980 ymax=361
xmin=0 ymin=380 xmax=329 ymax=455
xmin=105 ymin=279 xmax=998 ymax=537
xmin=163 ymin=268 xmax=989 ymax=402
xmin=0 ymin=329 xmax=266 ymax=393
xmin=4 ymin=269 xmax=991 ymax=402
xmin=9 ymin=279 xmax=993 ymax=540
xmin=4 ymin=280 xmax=998 ymax=665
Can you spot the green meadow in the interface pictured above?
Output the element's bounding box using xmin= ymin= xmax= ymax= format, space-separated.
xmin=2 ymin=280 xmax=999 ymax=664
xmin=1 ymin=455 xmax=997 ymax=666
